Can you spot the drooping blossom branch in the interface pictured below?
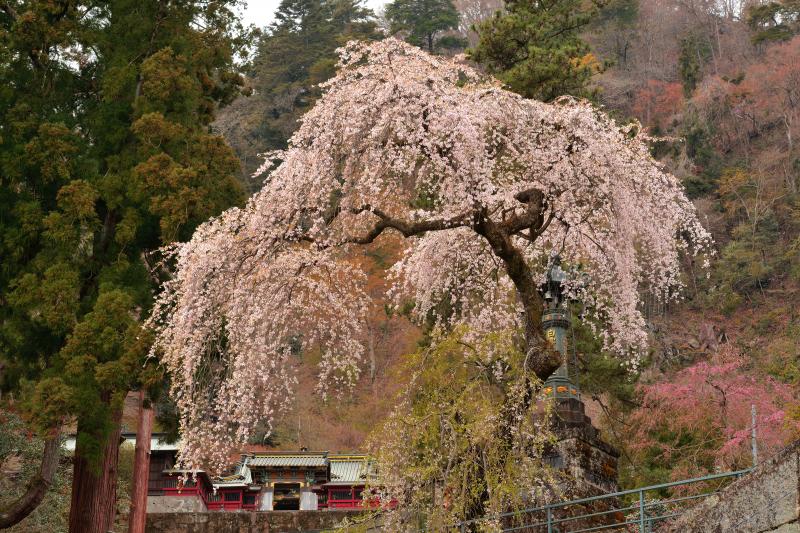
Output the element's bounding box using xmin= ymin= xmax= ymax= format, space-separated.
xmin=149 ymin=38 xmax=711 ymax=471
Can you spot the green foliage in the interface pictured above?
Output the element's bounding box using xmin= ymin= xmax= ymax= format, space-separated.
xmin=709 ymin=287 xmax=744 ymax=317
xmin=572 ymin=319 xmax=637 ymax=406
xmin=385 ymin=0 xmax=460 ymax=53
xmin=0 ymin=0 xmax=246 ymax=480
xmin=371 ymin=328 xmax=555 ymax=527
xmin=746 ymin=0 xmax=800 ymax=44
xmin=678 ymin=33 xmax=711 ymax=97
xmin=707 ymin=168 xmax=786 ymax=303
xmin=716 ymin=237 xmax=774 ymax=294
xmin=434 ymin=34 xmax=469 ymax=52
xmin=219 ymin=0 xmax=381 ymax=182
xmin=681 ymin=122 xmax=723 ymax=198
xmin=470 ymin=0 xmax=601 ymax=101
xmin=596 ymin=0 xmax=637 ymax=26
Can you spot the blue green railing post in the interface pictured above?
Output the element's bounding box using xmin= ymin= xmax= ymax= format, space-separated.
xmin=638 ymin=489 xmax=645 ymax=532
xmin=546 ymin=507 xmax=553 ymax=533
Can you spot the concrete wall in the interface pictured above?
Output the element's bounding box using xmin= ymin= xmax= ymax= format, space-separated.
xmin=145 ymin=510 xmax=362 ymax=533
xmin=665 ymin=441 xmax=800 ymax=533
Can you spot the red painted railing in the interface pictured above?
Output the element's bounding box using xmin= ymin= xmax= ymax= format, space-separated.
xmin=161 ymin=477 xmax=203 ymax=497
xmin=160 ymin=475 xmax=260 ymax=511
xmin=320 ymin=486 xmax=381 ymax=509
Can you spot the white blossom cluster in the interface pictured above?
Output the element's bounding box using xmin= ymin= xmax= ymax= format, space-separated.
xmin=150 ymin=39 xmax=711 ymax=470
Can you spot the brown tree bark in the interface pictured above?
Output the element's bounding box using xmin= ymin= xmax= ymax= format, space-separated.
xmin=346 ymin=193 xmax=562 ymax=380
xmin=128 ymin=391 xmax=154 ymax=533
xmin=68 ymin=407 xmax=123 ymax=533
xmin=0 ymin=429 xmax=62 ymax=530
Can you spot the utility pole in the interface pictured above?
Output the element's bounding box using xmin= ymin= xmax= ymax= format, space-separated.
xmin=751 ymin=404 xmax=758 ymax=467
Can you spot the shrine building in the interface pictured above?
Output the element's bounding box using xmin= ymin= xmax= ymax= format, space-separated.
xmin=146 ymin=447 xmax=376 ymax=512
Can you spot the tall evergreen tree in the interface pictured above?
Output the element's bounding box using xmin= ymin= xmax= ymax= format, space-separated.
xmin=678 ymin=33 xmax=710 ymax=98
xmin=746 ymin=0 xmax=800 ymax=44
xmin=469 ymin=0 xmax=602 ymax=102
xmin=215 ymin=0 xmax=380 ymax=184
xmin=384 ymin=0 xmax=460 ymax=53
xmin=0 ymin=0 xmax=246 ymax=530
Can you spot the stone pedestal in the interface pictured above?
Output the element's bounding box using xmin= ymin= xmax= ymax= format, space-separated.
xmin=507 ymin=398 xmax=622 ymax=532
xmin=548 ymin=397 xmax=619 ymax=496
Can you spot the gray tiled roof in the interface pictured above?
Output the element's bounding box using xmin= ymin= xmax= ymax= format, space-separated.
xmin=327 ymin=455 xmax=372 ymax=485
xmin=246 ymin=454 xmax=327 ymax=467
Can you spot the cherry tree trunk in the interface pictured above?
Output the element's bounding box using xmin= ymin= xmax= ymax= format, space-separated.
xmin=68 ymin=408 xmax=123 ymax=533
xmin=128 ymin=391 xmax=153 ymax=533
xmin=0 ymin=429 xmax=61 ymax=529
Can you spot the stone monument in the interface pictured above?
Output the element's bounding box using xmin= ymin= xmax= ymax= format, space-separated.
xmin=539 ymin=257 xmax=619 ymax=496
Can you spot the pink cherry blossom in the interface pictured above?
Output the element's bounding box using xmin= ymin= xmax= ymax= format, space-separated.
xmin=148 ymin=39 xmax=711 ymax=471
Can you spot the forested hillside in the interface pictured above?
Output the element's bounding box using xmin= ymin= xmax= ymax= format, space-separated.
xmin=214 ymin=0 xmax=800 ymax=489
xmin=587 ymin=0 xmax=800 ymax=488
xmin=1 ymin=0 xmax=799 ymax=531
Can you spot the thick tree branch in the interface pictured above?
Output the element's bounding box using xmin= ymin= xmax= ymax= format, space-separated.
xmin=346 ymin=200 xmax=560 ymax=380
xmin=0 ymin=428 xmax=62 ymax=530
xmin=346 ymin=205 xmax=472 ymax=244
xmin=501 ymin=188 xmax=546 ymax=234
xmin=500 ymin=188 xmax=558 ymax=245
xmin=473 ymin=210 xmax=561 ymax=381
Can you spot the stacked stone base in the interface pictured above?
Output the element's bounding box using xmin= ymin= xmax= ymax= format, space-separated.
xmin=548 ymin=398 xmax=620 ymax=495
xmin=507 ymin=397 xmax=622 ymax=532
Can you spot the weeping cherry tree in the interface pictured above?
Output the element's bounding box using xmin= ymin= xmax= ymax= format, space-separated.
xmin=148 ymin=39 xmax=711 ymax=472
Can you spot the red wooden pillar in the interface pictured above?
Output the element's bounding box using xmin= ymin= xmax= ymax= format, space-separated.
xmin=128 ymin=390 xmax=154 ymax=533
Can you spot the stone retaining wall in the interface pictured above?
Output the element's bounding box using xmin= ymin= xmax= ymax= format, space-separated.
xmin=664 ymin=440 xmax=800 ymax=532
xmin=145 ymin=510 xmax=363 ymax=533
xmin=146 ymin=495 xmax=206 ymax=513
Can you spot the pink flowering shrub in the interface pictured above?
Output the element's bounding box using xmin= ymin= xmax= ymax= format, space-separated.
xmin=629 ymin=345 xmax=798 ymax=479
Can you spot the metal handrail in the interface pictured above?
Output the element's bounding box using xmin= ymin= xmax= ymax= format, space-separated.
xmin=453 ymin=468 xmax=752 ymax=532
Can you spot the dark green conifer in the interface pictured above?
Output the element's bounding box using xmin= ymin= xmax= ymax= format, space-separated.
xmin=0 ymin=0 xmax=246 ymax=529
xmin=746 ymin=0 xmax=800 ymax=44
xmin=216 ymin=0 xmax=380 ymax=183
xmin=384 ymin=0 xmax=461 ymax=53
xmin=470 ymin=0 xmax=601 ymax=102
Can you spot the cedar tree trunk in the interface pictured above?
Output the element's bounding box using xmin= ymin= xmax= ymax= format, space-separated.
xmin=68 ymin=407 xmax=123 ymax=533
